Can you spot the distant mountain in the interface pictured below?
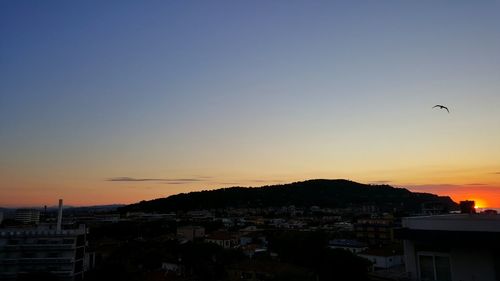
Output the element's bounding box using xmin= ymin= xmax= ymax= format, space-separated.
xmin=0 ymin=205 xmax=125 ymax=212
xmin=63 ymin=204 xmax=126 ymax=213
xmin=120 ymin=179 xmax=457 ymax=213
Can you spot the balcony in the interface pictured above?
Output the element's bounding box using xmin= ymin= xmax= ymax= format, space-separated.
xmin=0 ymin=258 xmax=75 ymax=265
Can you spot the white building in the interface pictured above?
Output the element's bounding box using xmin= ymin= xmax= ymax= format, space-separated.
xmin=358 ymin=250 xmax=404 ymax=269
xmin=398 ymin=214 xmax=500 ymax=281
xmin=0 ymin=224 xmax=90 ymax=281
xmin=177 ymin=225 xmax=205 ymax=241
xmin=328 ymin=239 xmax=368 ymax=254
xmin=205 ymin=231 xmax=238 ymax=249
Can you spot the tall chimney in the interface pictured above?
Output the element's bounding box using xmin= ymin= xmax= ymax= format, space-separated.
xmin=57 ymin=199 xmax=63 ymax=232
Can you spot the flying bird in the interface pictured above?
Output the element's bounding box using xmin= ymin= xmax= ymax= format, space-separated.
xmin=433 ymin=105 xmax=449 ymax=113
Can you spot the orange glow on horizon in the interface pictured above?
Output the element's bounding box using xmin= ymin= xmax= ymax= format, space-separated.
xmin=2 ymin=176 xmax=500 ymax=208
xmin=471 ymin=198 xmax=487 ymax=209
xmin=406 ymin=184 xmax=499 ymax=209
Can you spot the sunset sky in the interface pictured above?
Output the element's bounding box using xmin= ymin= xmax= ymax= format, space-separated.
xmin=1 ymin=1 xmax=500 ymax=208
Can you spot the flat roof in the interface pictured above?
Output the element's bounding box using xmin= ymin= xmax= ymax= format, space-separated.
xmin=402 ymin=214 xmax=500 ymax=232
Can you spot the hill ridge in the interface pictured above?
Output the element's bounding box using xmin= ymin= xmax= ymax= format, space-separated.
xmin=120 ymin=179 xmax=457 ymax=213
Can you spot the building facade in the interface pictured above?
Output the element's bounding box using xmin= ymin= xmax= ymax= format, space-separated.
xmin=176 ymin=225 xmax=205 ymax=241
xmin=205 ymin=231 xmax=239 ymax=249
xmin=397 ymin=214 xmax=500 ymax=281
xmin=14 ymin=209 xmax=40 ymax=225
xmin=0 ymin=225 xmax=89 ymax=281
xmin=328 ymin=239 xmax=368 ymax=254
xmin=355 ymin=218 xmax=396 ymax=245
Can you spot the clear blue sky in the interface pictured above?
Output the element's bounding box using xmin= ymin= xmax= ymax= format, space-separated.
xmin=1 ymin=1 xmax=500 ymax=207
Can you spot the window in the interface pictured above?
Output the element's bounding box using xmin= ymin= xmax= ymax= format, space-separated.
xmin=47 ymin=252 xmax=61 ymax=258
xmin=76 ymin=235 xmax=85 ymax=246
xmin=75 ymin=260 xmax=83 ymax=273
xmin=419 ymin=255 xmax=434 ymax=280
xmin=418 ymin=253 xmax=451 ymax=281
xmin=22 ymin=252 xmax=36 ymax=258
xmin=241 ymin=272 xmax=253 ymax=280
xmin=76 ymin=247 xmax=84 ymax=259
xmin=255 ymin=273 xmax=266 ymax=280
xmin=435 ymin=256 xmax=452 ymax=281
xmin=63 ymin=238 xmax=74 ymax=244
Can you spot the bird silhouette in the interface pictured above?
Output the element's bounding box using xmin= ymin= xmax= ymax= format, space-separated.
xmin=433 ymin=105 xmax=449 ymax=113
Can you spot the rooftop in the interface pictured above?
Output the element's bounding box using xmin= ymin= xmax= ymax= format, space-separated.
xmin=329 ymin=239 xmax=367 ymax=248
xmin=402 ymin=214 xmax=500 ymax=232
xmin=359 ymin=244 xmax=403 ymax=257
xmin=206 ymin=231 xmax=237 ymax=240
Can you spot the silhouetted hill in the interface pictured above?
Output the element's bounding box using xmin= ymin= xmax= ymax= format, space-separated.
xmin=120 ymin=179 xmax=457 ymax=213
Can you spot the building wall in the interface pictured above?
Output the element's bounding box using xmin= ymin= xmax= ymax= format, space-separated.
xmin=206 ymin=238 xmax=238 ymax=249
xmin=355 ymin=219 xmax=395 ymax=245
xmin=14 ymin=209 xmax=40 ymax=225
xmin=401 ymin=215 xmax=500 ymax=281
xmin=359 ymin=254 xmax=404 ymax=269
xmin=450 ymin=247 xmax=496 ymax=281
xmin=177 ymin=226 xmax=205 ymax=241
xmin=403 ymin=240 xmax=418 ymax=280
xmin=404 ymin=241 xmax=497 ymax=281
xmin=0 ymin=227 xmax=87 ymax=281
xmin=329 ymin=245 xmax=367 ymax=254
xmin=240 ymin=236 xmax=253 ymax=246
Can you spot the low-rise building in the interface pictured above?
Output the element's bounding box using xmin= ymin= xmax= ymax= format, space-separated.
xmin=397 ymin=214 xmax=500 ymax=281
xmin=186 ymin=210 xmax=214 ymax=221
xmin=177 ymin=225 xmax=205 ymax=241
xmin=328 ymin=239 xmax=368 ymax=254
xmin=205 ymin=231 xmax=238 ymax=249
xmin=226 ymin=260 xmax=311 ymax=281
xmin=358 ymin=245 xmax=404 ymax=269
xmin=421 ymin=201 xmax=450 ymax=215
xmin=355 ymin=218 xmax=396 ymax=245
xmin=161 ymin=261 xmax=183 ymax=276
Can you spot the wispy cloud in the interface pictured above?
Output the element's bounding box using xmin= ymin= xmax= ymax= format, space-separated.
xmin=215 ymin=182 xmax=242 ymax=185
xmin=108 ymin=177 xmax=164 ymax=182
xmin=405 ymin=183 xmax=460 ymax=188
xmin=397 ymin=184 xmax=460 ymax=193
xmin=405 ymin=182 xmax=488 ymax=187
xmin=247 ymin=179 xmax=283 ymax=183
xmin=107 ymin=177 xmax=206 ymax=183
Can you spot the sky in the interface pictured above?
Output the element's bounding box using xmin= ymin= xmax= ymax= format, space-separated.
xmin=1 ymin=1 xmax=500 ymax=208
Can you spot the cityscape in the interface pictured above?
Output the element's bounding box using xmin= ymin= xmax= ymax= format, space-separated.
xmin=0 ymin=181 xmax=498 ymax=281
xmin=1 ymin=1 xmax=500 ymax=281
